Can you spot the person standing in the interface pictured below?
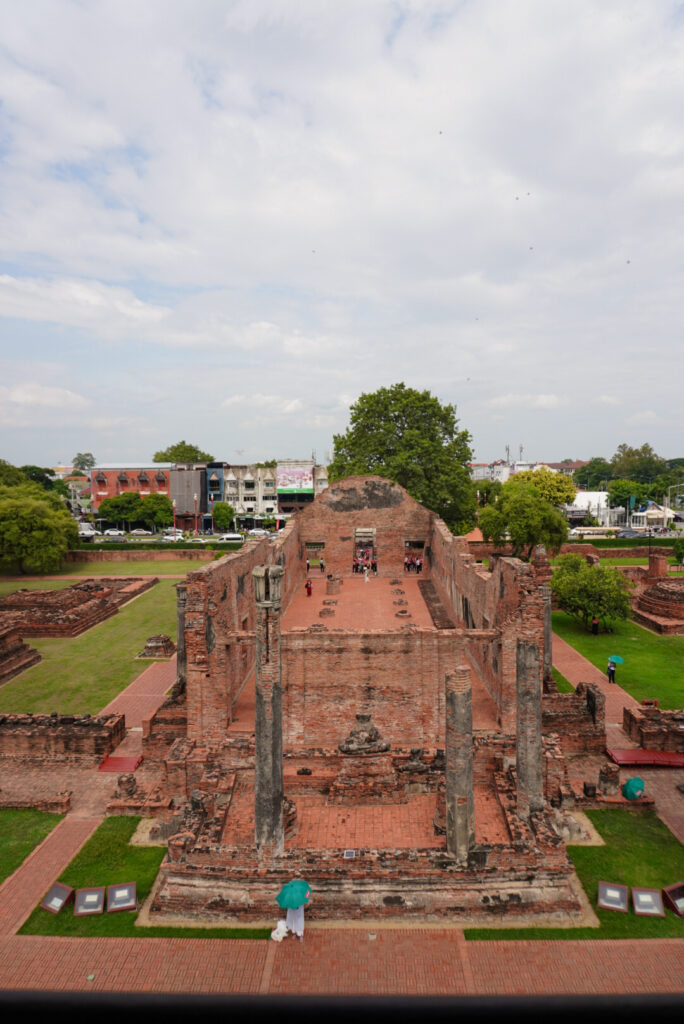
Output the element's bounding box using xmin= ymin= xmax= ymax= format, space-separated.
xmin=305 ymin=579 xmax=312 ymax=597
xmin=306 ymin=558 xmax=310 ymax=573
xmin=592 ymin=616 xmax=599 ymax=636
xmin=607 ymin=659 xmax=616 ymax=684
xmin=320 ymin=558 xmax=325 ymax=574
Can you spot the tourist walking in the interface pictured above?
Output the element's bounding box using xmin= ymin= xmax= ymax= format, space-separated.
xmin=305 ymin=579 xmax=312 ymax=597
xmin=607 ymin=659 xmax=616 ymax=684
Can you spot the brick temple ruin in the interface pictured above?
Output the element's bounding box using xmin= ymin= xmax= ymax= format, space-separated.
xmin=135 ymin=475 xmax=631 ymax=924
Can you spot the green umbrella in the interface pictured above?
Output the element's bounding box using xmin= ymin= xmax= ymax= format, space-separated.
xmin=608 ymin=655 xmax=625 ymax=664
xmin=276 ymin=879 xmax=311 ymax=909
xmin=622 ymin=777 xmax=645 ymax=800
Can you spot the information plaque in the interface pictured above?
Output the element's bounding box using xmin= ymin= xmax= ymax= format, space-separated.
xmin=74 ymin=887 xmax=106 ymax=916
xmin=40 ymin=882 xmax=74 ymax=915
xmin=632 ymin=887 xmax=665 ymax=917
xmin=107 ymin=882 xmax=137 ymax=913
xmin=597 ymin=881 xmax=628 ymax=913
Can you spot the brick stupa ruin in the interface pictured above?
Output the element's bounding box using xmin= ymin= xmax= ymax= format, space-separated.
xmin=141 ymin=476 xmax=614 ymax=924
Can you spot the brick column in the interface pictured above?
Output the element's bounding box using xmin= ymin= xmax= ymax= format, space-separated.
xmin=445 ymin=666 xmax=474 ymax=866
xmin=253 ymin=565 xmax=285 ymax=857
xmin=516 ymin=639 xmax=544 ymax=818
xmin=175 ymin=582 xmax=187 ymax=693
xmin=541 ymin=585 xmax=552 ymax=685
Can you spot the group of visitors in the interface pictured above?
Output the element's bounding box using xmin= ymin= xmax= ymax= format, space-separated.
xmin=404 ymin=555 xmax=423 ymax=573
xmin=305 ymin=557 xmax=326 ymax=574
xmin=353 ymin=555 xmax=377 ymax=574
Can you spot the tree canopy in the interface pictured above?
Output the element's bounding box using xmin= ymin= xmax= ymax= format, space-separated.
xmin=153 ymin=441 xmax=214 ymax=463
xmin=139 ymin=494 xmax=174 ymax=530
xmin=550 ymin=553 xmax=633 ymax=632
xmin=98 ymin=493 xmax=144 ymax=528
xmin=19 ymin=465 xmax=55 ymax=490
xmin=0 ymin=483 xmax=78 ymax=574
xmin=0 ymin=460 xmax=27 ymax=487
xmin=73 ymin=452 xmax=96 ymax=471
xmin=510 ymin=467 xmax=576 ymax=506
xmin=211 ymin=501 xmax=235 ymax=532
xmin=328 ymin=383 xmax=476 ymax=533
xmin=479 ymin=477 xmax=568 ymax=560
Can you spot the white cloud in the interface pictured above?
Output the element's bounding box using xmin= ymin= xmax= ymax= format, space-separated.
xmin=1 ymin=2 xmax=684 ymax=462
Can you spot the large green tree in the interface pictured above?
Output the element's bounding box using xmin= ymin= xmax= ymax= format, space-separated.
xmin=0 ymin=460 xmax=27 ymax=487
xmin=211 ymin=501 xmax=235 ymax=532
xmin=574 ymin=457 xmax=613 ymax=490
xmin=98 ymin=493 xmax=143 ymax=529
xmin=19 ymin=465 xmax=55 ymax=490
xmin=479 ymin=477 xmax=568 ymax=560
xmin=511 ymin=467 xmax=576 ymax=506
xmin=72 ymin=452 xmax=96 ymax=471
xmin=328 ymin=383 xmax=476 ymax=533
xmin=550 ymin=553 xmax=633 ymax=632
xmin=139 ymin=494 xmax=173 ymax=530
xmin=154 ymin=440 xmax=214 ymax=463
xmin=610 ymin=443 xmax=667 ymax=483
xmin=0 ymin=484 xmax=78 ymax=574
xmin=606 ymin=479 xmax=649 ymax=510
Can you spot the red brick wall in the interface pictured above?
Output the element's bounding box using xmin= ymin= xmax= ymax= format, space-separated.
xmin=67 ymin=549 xmax=214 ymax=563
xmin=296 ymin=476 xmax=433 ymax=579
xmin=0 ymin=712 xmax=125 ymax=766
xmin=281 ymin=629 xmax=463 ymax=748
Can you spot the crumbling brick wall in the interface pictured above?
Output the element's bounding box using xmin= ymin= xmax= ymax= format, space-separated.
xmin=281 ymin=628 xmax=463 ymax=748
xmin=0 ymin=712 xmax=125 ymax=766
xmin=542 ymin=683 xmax=606 ymax=754
xmin=623 ymin=706 xmax=684 ymax=752
xmin=0 ymin=578 xmax=156 ymax=637
xmin=0 ymin=626 xmax=41 ymax=684
xmin=296 ymin=476 xmax=433 ymax=580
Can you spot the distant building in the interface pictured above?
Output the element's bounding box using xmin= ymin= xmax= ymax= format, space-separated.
xmin=276 ymin=460 xmax=328 ymax=514
xmin=90 ymin=463 xmax=172 ymax=511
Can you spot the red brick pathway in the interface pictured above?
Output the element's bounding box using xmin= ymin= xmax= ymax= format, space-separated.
xmin=100 ymin=657 xmax=176 ymax=728
xmin=0 ymin=930 xmax=681 ymax=995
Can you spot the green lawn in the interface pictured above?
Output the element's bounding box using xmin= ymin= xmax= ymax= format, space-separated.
xmin=50 ymin=559 xmax=208 ymax=577
xmin=552 ymin=610 xmax=684 ymax=709
xmin=0 ymin=579 xmax=75 ymax=597
xmin=0 ymin=579 xmax=178 ymax=714
xmin=466 ymin=808 xmax=684 ymax=940
xmin=0 ymin=809 xmax=64 ymax=885
xmin=20 ymin=816 xmax=269 ymax=939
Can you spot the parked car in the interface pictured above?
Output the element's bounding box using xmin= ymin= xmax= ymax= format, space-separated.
xmin=130 ymin=529 xmax=152 ymax=535
xmin=161 ymin=534 xmax=183 ymax=542
xmin=616 ymin=529 xmax=642 ymax=538
xmin=217 ymin=533 xmax=244 ymax=543
xmin=247 ymin=528 xmax=269 ymax=537
xmin=104 ymin=528 xmax=126 ymax=536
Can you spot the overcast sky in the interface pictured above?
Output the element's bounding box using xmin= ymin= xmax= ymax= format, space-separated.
xmin=1 ymin=0 xmax=683 ymax=469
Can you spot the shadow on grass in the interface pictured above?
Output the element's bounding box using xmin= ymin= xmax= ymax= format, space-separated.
xmin=20 ymin=817 xmax=270 ymax=940
xmin=465 ymin=808 xmax=684 ymax=940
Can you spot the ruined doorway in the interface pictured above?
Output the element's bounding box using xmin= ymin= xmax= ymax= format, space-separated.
xmin=354 ymin=527 xmax=376 ymax=573
xmin=404 ymin=539 xmax=425 ymax=573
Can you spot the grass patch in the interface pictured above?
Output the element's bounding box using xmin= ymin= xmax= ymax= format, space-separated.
xmin=0 ymin=579 xmax=75 ymax=597
xmin=20 ymin=816 xmax=269 ymax=939
xmin=0 ymin=580 xmax=178 ymax=714
xmin=59 ymin=560 xmax=209 ymax=577
xmin=552 ymin=666 xmax=575 ymax=693
xmin=552 ymin=610 xmax=684 ymax=709
xmin=465 ymin=808 xmax=684 ymax=940
xmin=0 ymin=809 xmax=64 ymax=884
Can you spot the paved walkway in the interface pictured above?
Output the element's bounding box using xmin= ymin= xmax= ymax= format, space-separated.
xmin=100 ymin=657 xmax=177 ymax=729
xmin=0 ymin=929 xmax=681 ymax=995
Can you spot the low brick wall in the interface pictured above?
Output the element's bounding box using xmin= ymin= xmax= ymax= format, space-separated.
xmin=0 ymin=712 xmax=125 ymax=766
xmin=542 ymin=683 xmax=606 ymax=754
xmin=623 ymin=706 xmax=684 ymax=753
xmin=142 ymin=695 xmax=188 ymax=765
xmin=67 ymin=549 xmax=214 ymax=563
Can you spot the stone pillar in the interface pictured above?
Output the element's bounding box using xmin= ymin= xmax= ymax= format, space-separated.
xmin=253 ymin=564 xmax=285 ymax=857
xmin=541 ymin=585 xmax=553 ymax=685
xmin=175 ymin=582 xmax=187 ymax=694
xmin=516 ymin=639 xmax=544 ymax=818
xmin=444 ymin=666 xmax=474 ymax=866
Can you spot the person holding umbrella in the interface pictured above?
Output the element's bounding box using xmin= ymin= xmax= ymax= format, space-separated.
xmin=607 ymin=655 xmax=624 ymax=684
xmin=276 ymin=879 xmax=311 ymax=940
